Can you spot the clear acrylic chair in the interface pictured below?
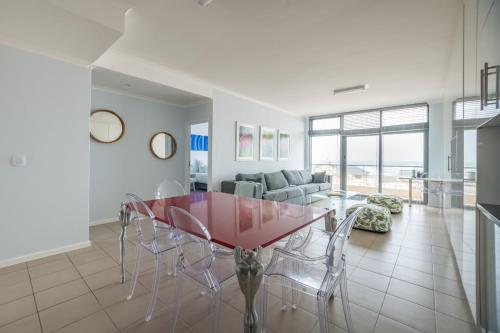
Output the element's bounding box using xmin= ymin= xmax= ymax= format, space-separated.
xmin=125 ymin=193 xmax=178 ymax=322
xmin=168 ymin=206 xmax=235 ymax=333
xmin=259 ymin=207 xmax=364 ymax=333
xmin=155 ymin=179 xmax=186 ymax=200
xmin=154 ymin=179 xmax=187 ymax=274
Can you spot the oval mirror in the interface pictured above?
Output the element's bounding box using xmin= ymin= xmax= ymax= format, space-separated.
xmin=90 ymin=110 xmax=125 ymax=143
xmin=150 ymin=132 xmax=177 ymax=160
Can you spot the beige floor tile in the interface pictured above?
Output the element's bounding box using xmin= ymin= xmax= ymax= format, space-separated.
xmin=31 ymin=266 xmax=80 ymax=292
xmin=0 ymin=279 xmax=33 ymax=305
xmin=53 ymin=311 xmax=117 ymax=333
xmin=373 ymin=314 xmax=423 ymax=333
xmin=433 ymin=276 xmax=466 ymax=299
xmin=265 ymin=297 xmax=318 ymax=333
xmin=35 ymin=279 xmax=89 ymax=310
xmin=344 ymin=281 xmax=385 ymax=313
xmin=435 ymin=292 xmax=474 ymax=323
xmin=380 ymin=295 xmax=436 ymax=333
xmin=90 ymin=226 xmax=118 ymax=242
xmin=104 ymin=293 xmax=166 ymax=330
xmin=94 ymin=281 xmax=148 ymax=308
xmin=121 ymin=308 xmax=191 ymax=333
xmin=433 ymin=263 xmax=461 ymax=281
xmin=396 ymin=256 xmax=433 ymax=275
xmin=0 ymin=296 xmax=37 ymax=327
xmin=387 ymin=278 xmax=434 ymax=309
xmin=84 ymin=266 xmax=129 ymax=291
xmin=349 ymin=268 xmax=390 ymax=292
xmin=363 ymin=249 xmax=399 ymax=263
xmin=357 ymin=257 xmax=395 ymax=276
xmin=0 ymin=269 xmax=30 ymax=288
xmin=70 ymin=249 xmax=112 ymax=266
xmin=0 ymin=263 xmax=27 ymax=276
xmin=0 ymin=314 xmax=41 ymax=333
xmin=310 ymin=322 xmax=348 ymax=333
xmin=193 ymin=303 xmax=243 ymax=333
xmin=27 ymin=253 xmax=67 ymax=268
xmin=327 ymin=298 xmax=378 ymax=333
xmin=28 ymin=258 xmax=74 ymax=279
xmin=75 ymin=257 xmax=117 ymax=276
xmin=435 ymin=312 xmax=476 ymax=333
xmin=392 ymin=265 xmax=434 ymax=290
xmin=38 ymin=293 xmax=101 ymax=332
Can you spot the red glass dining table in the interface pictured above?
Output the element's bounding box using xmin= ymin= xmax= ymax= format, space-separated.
xmin=118 ymin=192 xmax=335 ymax=333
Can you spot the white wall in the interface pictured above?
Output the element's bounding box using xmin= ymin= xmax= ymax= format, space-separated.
xmin=0 ymin=44 xmax=91 ymax=265
xmin=211 ymin=90 xmax=305 ymax=190
xmin=90 ymin=89 xmax=186 ymax=222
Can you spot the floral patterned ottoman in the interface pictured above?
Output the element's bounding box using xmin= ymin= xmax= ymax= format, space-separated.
xmin=346 ymin=204 xmax=392 ymax=233
xmin=367 ymin=193 xmax=403 ymax=214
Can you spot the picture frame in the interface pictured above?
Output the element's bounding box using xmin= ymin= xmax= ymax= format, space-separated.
xmin=278 ymin=130 xmax=290 ymax=161
xmin=259 ymin=126 xmax=276 ymax=160
xmin=236 ymin=122 xmax=255 ymax=161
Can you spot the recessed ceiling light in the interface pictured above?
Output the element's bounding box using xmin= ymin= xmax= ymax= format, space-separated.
xmin=333 ymin=84 xmax=369 ymax=95
xmin=196 ymin=0 xmax=214 ymax=6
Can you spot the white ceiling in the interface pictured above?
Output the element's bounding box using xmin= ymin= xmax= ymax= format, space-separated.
xmin=107 ymin=0 xmax=463 ymax=116
xmin=92 ymin=67 xmax=211 ymax=106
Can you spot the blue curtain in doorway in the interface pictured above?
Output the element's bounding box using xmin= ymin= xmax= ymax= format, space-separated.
xmin=190 ymin=135 xmax=208 ymax=151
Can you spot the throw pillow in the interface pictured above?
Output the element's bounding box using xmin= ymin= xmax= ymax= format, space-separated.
xmin=312 ymin=171 xmax=327 ymax=183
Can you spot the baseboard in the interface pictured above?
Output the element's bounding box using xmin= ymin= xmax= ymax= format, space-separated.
xmin=0 ymin=241 xmax=92 ymax=269
xmin=90 ymin=217 xmax=118 ymax=226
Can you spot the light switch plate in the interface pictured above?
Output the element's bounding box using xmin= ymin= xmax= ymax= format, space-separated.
xmin=11 ymin=155 xmax=27 ymax=167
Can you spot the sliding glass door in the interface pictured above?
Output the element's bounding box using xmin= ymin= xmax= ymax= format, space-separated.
xmin=311 ymin=135 xmax=340 ymax=190
xmin=346 ymin=135 xmax=379 ymax=194
xmin=381 ymin=132 xmax=424 ymax=200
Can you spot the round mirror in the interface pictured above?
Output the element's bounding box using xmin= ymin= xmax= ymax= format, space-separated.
xmin=90 ymin=110 xmax=125 ymax=143
xmin=150 ymin=132 xmax=177 ymax=160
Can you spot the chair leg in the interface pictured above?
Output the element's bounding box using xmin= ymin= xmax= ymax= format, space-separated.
xmin=171 ymin=275 xmax=183 ymax=332
xmin=145 ymin=254 xmax=161 ymax=321
xmin=316 ymin=293 xmax=329 ymax=333
xmin=127 ymin=244 xmax=142 ymax=300
xmin=260 ymin=277 xmax=269 ymax=333
xmin=211 ymin=288 xmax=222 ymax=333
xmin=281 ymin=277 xmax=288 ymax=311
xmin=339 ymin=270 xmax=354 ymax=333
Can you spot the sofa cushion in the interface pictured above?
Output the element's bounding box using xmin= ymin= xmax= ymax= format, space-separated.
xmin=299 ymin=170 xmax=313 ymax=184
xmin=236 ymin=172 xmax=267 ymax=192
xmin=298 ymin=183 xmax=320 ymax=194
xmin=282 ymin=170 xmax=303 ymax=186
xmin=318 ymin=183 xmax=331 ymax=191
xmin=264 ymin=171 xmax=289 ymax=191
xmin=262 ymin=190 xmax=288 ymax=202
xmin=313 ymin=171 xmax=327 ymax=183
xmin=283 ymin=186 xmax=304 ymax=199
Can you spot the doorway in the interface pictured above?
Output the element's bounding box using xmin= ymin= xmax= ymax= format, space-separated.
xmin=188 ymin=122 xmax=209 ymax=193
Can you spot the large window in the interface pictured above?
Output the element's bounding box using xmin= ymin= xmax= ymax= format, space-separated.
xmin=311 ymin=135 xmax=340 ymax=190
xmin=309 ymin=104 xmax=428 ymax=197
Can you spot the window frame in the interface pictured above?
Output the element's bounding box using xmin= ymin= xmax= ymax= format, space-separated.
xmin=308 ymin=103 xmax=429 ymax=200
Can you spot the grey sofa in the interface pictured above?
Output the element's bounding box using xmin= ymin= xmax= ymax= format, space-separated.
xmin=221 ymin=170 xmax=332 ymax=204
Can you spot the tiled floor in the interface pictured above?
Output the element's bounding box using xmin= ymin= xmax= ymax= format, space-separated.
xmin=0 ymin=204 xmax=478 ymax=333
